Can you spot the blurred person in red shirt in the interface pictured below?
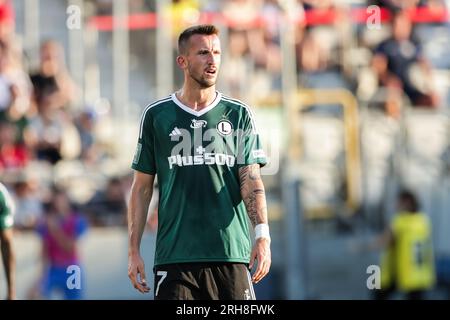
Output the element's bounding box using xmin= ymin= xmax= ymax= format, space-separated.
xmin=32 ymin=186 xmax=88 ymax=300
xmin=0 ymin=121 xmax=28 ymax=172
xmin=0 ymin=0 xmax=14 ymax=43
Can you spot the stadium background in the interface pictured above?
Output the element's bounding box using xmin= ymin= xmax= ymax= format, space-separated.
xmin=0 ymin=0 xmax=450 ymax=299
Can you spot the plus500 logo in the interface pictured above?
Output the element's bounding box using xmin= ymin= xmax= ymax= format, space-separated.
xmin=168 ymin=153 xmax=236 ymax=169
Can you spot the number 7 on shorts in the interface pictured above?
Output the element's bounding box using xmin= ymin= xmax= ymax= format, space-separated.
xmin=155 ymin=271 xmax=167 ymax=297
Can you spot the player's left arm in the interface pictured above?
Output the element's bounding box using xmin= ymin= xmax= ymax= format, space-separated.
xmin=239 ymin=163 xmax=271 ymax=283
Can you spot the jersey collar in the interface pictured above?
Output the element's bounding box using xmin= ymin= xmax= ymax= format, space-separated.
xmin=171 ymin=91 xmax=222 ymax=117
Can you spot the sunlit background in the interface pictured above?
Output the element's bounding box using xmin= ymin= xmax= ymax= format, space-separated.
xmin=0 ymin=0 xmax=450 ymax=299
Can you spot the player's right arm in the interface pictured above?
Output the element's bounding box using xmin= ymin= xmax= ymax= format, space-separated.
xmin=127 ymin=171 xmax=155 ymax=293
xmin=0 ymin=184 xmax=16 ymax=300
xmin=0 ymin=228 xmax=16 ymax=300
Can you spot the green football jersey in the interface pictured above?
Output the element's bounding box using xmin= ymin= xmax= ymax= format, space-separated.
xmin=131 ymin=92 xmax=267 ymax=266
xmin=0 ymin=183 xmax=14 ymax=230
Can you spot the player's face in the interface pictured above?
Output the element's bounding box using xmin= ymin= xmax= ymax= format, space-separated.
xmin=183 ymin=34 xmax=221 ymax=88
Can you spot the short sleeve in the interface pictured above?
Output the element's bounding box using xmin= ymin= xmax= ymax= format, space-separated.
xmin=75 ymin=215 xmax=88 ymax=238
xmin=0 ymin=185 xmax=14 ymax=230
xmin=131 ymin=108 xmax=157 ymax=174
xmin=237 ymin=107 xmax=267 ymax=168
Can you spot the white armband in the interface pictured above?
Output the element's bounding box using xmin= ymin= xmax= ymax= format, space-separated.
xmin=255 ymin=223 xmax=271 ymax=242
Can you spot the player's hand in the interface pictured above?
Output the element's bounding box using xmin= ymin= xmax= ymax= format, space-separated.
xmin=128 ymin=253 xmax=150 ymax=293
xmin=249 ymin=238 xmax=271 ymax=284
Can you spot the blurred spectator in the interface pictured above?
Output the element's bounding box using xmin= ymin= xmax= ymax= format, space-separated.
xmin=223 ymin=0 xmax=266 ymax=67
xmin=0 ymin=181 xmax=15 ymax=299
xmin=222 ymin=0 xmax=283 ymax=101
xmin=222 ymin=0 xmax=262 ymax=30
xmin=162 ymin=0 xmax=201 ymax=87
xmin=0 ymin=0 xmax=14 ymax=43
xmin=371 ymin=10 xmax=439 ymax=117
xmin=374 ymin=190 xmax=436 ymax=300
xmin=0 ymin=40 xmax=33 ymax=155
xmin=0 ymin=121 xmax=28 ymax=172
xmin=222 ymin=29 xmax=251 ymax=99
xmin=75 ymin=109 xmax=101 ymax=165
xmin=11 ymin=177 xmax=43 ymax=230
xmin=296 ymin=1 xmax=350 ymax=91
xmin=27 ymin=92 xmax=65 ymax=164
xmin=164 ymin=0 xmax=200 ymax=42
xmin=0 ymin=40 xmax=14 ymax=113
xmin=30 ymin=40 xmax=78 ymax=111
xmin=297 ymin=31 xmax=329 ymax=73
xmin=84 ymin=177 xmax=126 ymax=226
xmin=27 ymin=57 xmax=82 ymax=164
xmin=32 ymin=186 xmax=88 ymax=300
xmin=0 ymin=39 xmax=32 ymax=119
xmin=253 ymin=0 xmax=282 ymax=101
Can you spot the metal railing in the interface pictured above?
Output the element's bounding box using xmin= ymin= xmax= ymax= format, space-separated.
xmin=287 ymin=88 xmax=362 ymax=214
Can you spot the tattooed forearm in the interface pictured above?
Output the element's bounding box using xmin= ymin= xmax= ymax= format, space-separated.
xmin=239 ymin=164 xmax=268 ymax=228
xmin=239 ymin=164 xmax=261 ymax=191
xmin=245 ymin=189 xmax=266 ymax=226
xmin=239 ymin=166 xmax=249 ymax=192
xmin=248 ymin=165 xmax=259 ymax=180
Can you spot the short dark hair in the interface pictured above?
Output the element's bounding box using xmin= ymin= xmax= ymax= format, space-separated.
xmin=178 ymin=25 xmax=219 ymax=54
xmin=398 ymin=189 xmax=420 ymax=212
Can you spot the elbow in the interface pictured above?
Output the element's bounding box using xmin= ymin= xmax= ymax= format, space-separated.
xmin=131 ymin=180 xmax=152 ymax=198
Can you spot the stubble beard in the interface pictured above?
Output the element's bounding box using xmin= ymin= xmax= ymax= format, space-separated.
xmin=188 ymin=68 xmax=217 ymax=89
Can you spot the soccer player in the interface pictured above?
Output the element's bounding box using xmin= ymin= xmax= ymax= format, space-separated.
xmin=128 ymin=24 xmax=271 ymax=300
xmin=0 ymin=182 xmax=16 ymax=300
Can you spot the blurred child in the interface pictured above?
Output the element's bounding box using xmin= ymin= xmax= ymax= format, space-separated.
xmin=375 ymin=190 xmax=436 ymax=300
xmin=35 ymin=186 xmax=88 ymax=300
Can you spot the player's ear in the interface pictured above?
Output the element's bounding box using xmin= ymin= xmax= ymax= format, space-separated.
xmin=176 ymin=55 xmax=187 ymax=69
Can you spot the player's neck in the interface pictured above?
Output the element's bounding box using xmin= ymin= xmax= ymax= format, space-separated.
xmin=177 ymin=86 xmax=217 ymax=111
